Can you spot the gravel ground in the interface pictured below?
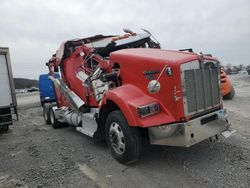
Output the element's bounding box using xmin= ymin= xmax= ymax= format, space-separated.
xmin=0 ymin=75 xmax=249 ymax=188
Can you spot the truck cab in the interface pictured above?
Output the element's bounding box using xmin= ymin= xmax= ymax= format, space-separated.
xmin=43 ymin=31 xmax=233 ymax=164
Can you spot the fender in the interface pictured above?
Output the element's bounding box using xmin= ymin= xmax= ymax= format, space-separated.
xmin=102 ymin=84 xmax=176 ymax=127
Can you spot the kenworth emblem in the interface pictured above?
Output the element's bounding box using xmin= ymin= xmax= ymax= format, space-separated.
xmin=143 ymin=70 xmax=160 ymax=80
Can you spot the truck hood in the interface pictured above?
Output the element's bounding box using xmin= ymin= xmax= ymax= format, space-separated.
xmin=110 ymin=48 xmax=200 ymax=66
xmin=109 ymin=48 xmax=219 ymax=125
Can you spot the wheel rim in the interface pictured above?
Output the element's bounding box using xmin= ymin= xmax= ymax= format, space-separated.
xmin=109 ymin=122 xmax=125 ymax=155
xmin=50 ymin=110 xmax=54 ymax=124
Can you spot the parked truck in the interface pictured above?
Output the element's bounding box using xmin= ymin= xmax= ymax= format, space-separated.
xmin=43 ymin=30 xmax=234 ymax=164
xmin=0 ymin=47 xmax=18 ymax=132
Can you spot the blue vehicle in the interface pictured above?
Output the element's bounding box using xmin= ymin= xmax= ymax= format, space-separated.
xmin=39 ymin=73 xmax=59 ymax=106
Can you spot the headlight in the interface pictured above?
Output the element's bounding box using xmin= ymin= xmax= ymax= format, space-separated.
xmin=137 ymin=102 xmax=160 ymax=117
xmin=147 ymin=80 xmax=161 ymax=94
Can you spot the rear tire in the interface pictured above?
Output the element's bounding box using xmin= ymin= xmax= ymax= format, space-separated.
xmin=43 ymin=104 xmax=51 ymax=125
xmin=1 ymin=124 xmax=9 ymax=133
xmin=49 ymin=108 xmax=61 ymax=128
xmin=223 ymin=87 xmax=235 ymax=100
xmin=105 ymin=110 xmax=142 ymax=164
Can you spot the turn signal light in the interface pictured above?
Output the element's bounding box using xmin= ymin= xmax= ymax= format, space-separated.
xmin=137 ymin=103 xmax=160 ymax=118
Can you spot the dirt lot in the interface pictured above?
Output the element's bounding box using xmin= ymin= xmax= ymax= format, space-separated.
xmin=0 ymin=75 xmax=249 ymax=188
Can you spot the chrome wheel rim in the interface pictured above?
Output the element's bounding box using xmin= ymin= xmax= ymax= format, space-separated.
xmin=109 ymin=122 xmax=125 ymax=155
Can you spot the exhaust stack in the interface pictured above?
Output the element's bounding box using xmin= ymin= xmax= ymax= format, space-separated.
xmin=49 ymin=76 xmax=86 ymax=112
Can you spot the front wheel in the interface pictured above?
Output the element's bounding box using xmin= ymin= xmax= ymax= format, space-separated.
xmin=105 ymin=110 xmax=142 ymax=164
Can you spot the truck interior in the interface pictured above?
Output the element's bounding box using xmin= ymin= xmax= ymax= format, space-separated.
xmin=61 ymin=32 xmax=160 ymax=65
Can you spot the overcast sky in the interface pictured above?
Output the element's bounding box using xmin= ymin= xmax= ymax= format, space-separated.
xmin=0 ymin=0 xmax=249 ymax=79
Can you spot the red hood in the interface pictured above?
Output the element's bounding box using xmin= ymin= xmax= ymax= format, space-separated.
xmin=110 ymin=48 xmax=200 ymax=66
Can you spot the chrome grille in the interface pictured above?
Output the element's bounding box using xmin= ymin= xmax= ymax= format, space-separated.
xmin=182 ymin=63 xmax=221 ymax=115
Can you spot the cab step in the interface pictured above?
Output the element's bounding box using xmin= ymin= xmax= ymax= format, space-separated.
xmin=76 ymin=112 xmax=98 ymax=137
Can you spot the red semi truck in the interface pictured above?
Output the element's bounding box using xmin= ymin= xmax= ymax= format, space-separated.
xmin=43 ymin=30 xmax=234 ymax=164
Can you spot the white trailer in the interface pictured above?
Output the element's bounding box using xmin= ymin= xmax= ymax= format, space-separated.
xmin=0 ymin=47 xmax=18 ymax=131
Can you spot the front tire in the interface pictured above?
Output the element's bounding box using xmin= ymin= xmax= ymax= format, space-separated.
xmin=105 ymin=110 xmax=142 ymax=164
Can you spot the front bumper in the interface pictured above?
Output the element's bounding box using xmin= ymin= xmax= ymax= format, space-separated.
xmin=148 ymin=108 xmax=231 ymax=147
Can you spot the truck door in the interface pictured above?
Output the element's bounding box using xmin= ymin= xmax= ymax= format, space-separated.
xmin=0 ymin=52 xmax=13 ymax=106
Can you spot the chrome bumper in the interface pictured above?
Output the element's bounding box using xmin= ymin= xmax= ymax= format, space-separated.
xmin=148 ymin=108 xmax=231 ymax=147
